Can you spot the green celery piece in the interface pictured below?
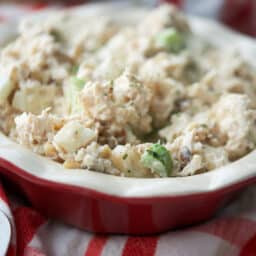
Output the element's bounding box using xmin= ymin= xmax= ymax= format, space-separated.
xmin=66 ymin=77 xmax=86 ymax=114
xmin=141 ymin=143 xmax=173 ymax=177
xmin=156 ymin=28 xmax=186 ymax=53
xmin=71 ymin=76 xmax=85 ymax=90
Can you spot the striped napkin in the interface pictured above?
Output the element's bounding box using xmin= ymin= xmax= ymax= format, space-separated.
xmin=0 ymin=1 xmax=256 ymax=256
xmin=0 ymin=181 xmax=256 ymax=256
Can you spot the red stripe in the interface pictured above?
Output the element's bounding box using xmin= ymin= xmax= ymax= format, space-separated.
xmin=84 ymin=236 xmax=108 ymax=256
xmin=0 ymin=182 xmax=9 ymax=205
xmin=25 ymin=3 xmax=49 ymax=11
xmin=195 ymin=217 xmax=256 ymax=248
xmin=159 ymin=0 xmax=184 ymax=8
xmin=122 ymin=237 xmax=158 ymax=256
xmin=6 ymin=245 xmax=15 ymax=256
xmin=240 ymin=233 xmax=256 ymax=256
xmin=13 ymin=207 xmax=46 ymax=256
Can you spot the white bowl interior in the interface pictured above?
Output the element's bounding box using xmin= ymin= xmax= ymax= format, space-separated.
xmin=0 ymin=3 xmax=256 ymax=198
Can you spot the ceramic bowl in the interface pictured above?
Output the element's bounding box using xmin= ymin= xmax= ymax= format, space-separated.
xmin=0 ymin=3 xmax=256 ymax=234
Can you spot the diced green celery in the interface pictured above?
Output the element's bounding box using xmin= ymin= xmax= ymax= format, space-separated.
xmin=141 ymin=143 xmax=173 ymax=177
xmin=71 ymin=65 xmax=79 ymax=75
xmin=71 ymin=76 xmax=85 ymax=90
xmin=156 ymin=28 xmax=186 ymax=53
xmin=66 ymin=77 xmax=86 ymax=114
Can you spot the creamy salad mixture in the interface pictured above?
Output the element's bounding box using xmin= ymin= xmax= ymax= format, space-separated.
xmin=0 ymin=5 xmax=256 ymax=178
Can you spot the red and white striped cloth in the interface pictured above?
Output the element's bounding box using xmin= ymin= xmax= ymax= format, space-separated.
xmin=1 ymin=181 xmax=256 ymax=256
xmin=0 ymin=1 xmax=256 ymax=255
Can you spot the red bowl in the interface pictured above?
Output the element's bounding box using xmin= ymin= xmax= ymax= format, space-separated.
xmin=0 ymin=154 xmax=256 ymax=234
xmin=0 ymin=157 xmax=255 ymax=235
xmin=0 ymin=4 xmax=256 ymax=234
